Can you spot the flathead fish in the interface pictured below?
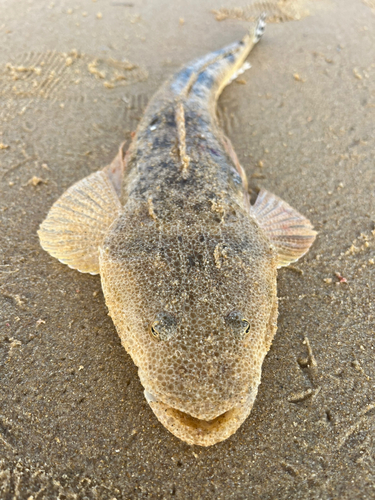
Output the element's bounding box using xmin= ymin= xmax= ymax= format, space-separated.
xmin=38 ymin=17 xmax=316 ymax=446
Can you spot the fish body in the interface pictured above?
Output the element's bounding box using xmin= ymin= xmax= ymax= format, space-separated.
xmin=38 ymin=17 xmax=316 ymax=446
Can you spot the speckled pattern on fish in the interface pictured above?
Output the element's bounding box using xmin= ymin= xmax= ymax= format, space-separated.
xmin=38 ymin=16 xmax=316 ymax=446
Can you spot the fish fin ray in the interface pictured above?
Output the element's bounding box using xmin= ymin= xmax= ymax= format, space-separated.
xmin=38 ymin=171 xmax=121 ymax=274
xmin=251 ymin=188 xmax=317 ymax=268
xmin=102 ymin=141 xmax=127 ymax=197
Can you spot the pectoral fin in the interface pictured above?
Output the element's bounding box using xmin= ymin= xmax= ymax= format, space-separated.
xmin=251 ymin=189 xmax=317 ymax=268
xmin=38 ymin=170 xmax=121 ymax=275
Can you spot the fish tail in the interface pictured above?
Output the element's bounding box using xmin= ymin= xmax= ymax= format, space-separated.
xmin=170 ymin=14 xmax=266 ymax=105
xmin=253 ymin=12 xmax=266 ymax=43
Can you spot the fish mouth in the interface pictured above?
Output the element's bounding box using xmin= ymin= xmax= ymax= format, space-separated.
xmin=144 ymin=389 xmax=257 ymax=446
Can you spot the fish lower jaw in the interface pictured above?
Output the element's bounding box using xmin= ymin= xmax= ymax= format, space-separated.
xmin=144 ymin=389 xmax=257 ymax=447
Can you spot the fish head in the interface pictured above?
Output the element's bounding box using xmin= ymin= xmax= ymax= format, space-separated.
xmin=100 ymin=205 xmax=278 ymax=446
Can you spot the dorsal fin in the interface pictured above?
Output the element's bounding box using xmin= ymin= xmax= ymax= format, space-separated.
xmin=251 ymin=189 xmax=317 ymax=268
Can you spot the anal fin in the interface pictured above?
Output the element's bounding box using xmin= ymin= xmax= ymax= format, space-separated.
xmin=38 ymin=170 xmax=122 ymax=275
xmin=251 ymin=189 xmax=317 ymax=268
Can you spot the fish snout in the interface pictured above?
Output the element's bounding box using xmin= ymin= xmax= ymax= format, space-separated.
xmin=143 ymin=387 xmax=258 ymax=446
xmin=139 ymin=361 xmax=255 ymax=420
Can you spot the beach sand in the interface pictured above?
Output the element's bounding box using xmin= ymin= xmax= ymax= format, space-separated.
xmin=0 ymin=0 xmax=374 ymax=498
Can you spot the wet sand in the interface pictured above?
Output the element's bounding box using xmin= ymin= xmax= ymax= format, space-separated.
xmin=1 ymin=0 xmax=374 ymax=498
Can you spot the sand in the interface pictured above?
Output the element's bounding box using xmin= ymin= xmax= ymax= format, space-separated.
xmin=0 ymin=0 xmax=374 ymax=498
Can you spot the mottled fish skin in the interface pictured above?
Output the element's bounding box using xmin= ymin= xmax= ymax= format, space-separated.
xmin=38 ymin=16 xmax=316 ymax=446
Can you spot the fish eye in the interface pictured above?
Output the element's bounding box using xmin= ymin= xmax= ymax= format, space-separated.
xmin=150 ymin=312 xmax=178 ymax=341
xmin=150 ymin=324 xmax=159 ymax=338
xmin=225 ymin=311 xmax=251 ymax=340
